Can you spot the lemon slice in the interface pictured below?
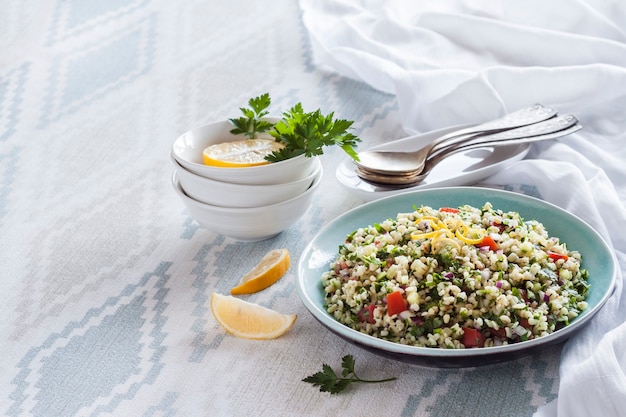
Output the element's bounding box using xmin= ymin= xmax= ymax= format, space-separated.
xmin=202 ymin=139 xmax=285 ymax=167
xmin=210 ymin=293 xmax=296 ymax=339
xmin=231 ymin=248 xmax=290 ymax=295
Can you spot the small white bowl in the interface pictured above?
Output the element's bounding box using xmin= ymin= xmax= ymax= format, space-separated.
xmin=173 ymin=156 xmax=321 ymax=208
xmin=171 ymin=166 xmax=322 ymax=241
xmin=171 ymin=118 xmax=316 ymax=185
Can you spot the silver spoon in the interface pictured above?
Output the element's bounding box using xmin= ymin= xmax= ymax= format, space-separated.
xmin=408 ymin=114 xmax=578 ymax=169
xmin=355 ymin=103 xmax=557 ymax=176
xmin=356 ymin=113 xmax=577 ymax=178
xmin=356 ymin=118 xmax=581 ymax=186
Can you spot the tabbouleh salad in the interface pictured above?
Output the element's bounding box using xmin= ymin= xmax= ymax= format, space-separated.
xmin=321 ymin=203 xmax=590 ymax=348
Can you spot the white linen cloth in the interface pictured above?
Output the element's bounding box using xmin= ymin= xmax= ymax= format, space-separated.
xmin=299 ymin=1 xmax=626 ymax=415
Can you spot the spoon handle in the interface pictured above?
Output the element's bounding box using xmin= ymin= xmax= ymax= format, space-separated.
xmin=430 ymin=114 xmax=578 ymax=158
xmin=429 ymin=103 xmax=557 ymax=151
xmin=354 ymin=122 xmax=581 ymax=186
xmin=424 ymin=121 xmax=582 ymax=174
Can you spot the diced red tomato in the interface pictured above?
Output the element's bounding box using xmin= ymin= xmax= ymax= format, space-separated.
xmin=489 ymin=327 xmax=506 ymax=339
xmin=462 ymin=327 xmax=486 ymax=348
xmin=476 ymin=235 xmax=499 ymax=251
xmin=357 ymin=304 xmax=376 ymax=324
xmin=491 ymin=220 xmax=506 ymax=233
xmin=548 ymin=251 xmax=569 ymax=262
xmin=439 ymin=207 xmax=459 ymax=213
xmin=386 ymin=290 xmax=408 ymax=316
xmin=519 ymin=317 xmax=532 ymax=330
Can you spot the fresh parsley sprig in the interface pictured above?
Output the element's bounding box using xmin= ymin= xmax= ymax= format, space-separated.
xmin=267 ymin=103 xmax=361 ymax=162
xmin=229 ymin=93 xmax=275 ymax=139
xmin=228 ymin=93 xmax=362 ymax=162
xmin=302 ymin=355 xmax=396 ymax=394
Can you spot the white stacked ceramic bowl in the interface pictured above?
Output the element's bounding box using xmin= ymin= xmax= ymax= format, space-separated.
xmin=171 ymin=118 xmax=316 ymax=184
xmin=171 ymin=119 xmax=322 ymax=241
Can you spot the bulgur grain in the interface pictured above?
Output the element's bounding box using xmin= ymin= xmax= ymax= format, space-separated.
xmin=321 ymin=203 xmax=590 ymax=348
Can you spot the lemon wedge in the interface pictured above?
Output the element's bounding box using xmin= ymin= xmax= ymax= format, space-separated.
xmin=202 ymin=139 xmax=284 ymax=167
xmin=210 ymin=293 xmax=296 ymax=339
xmin=231 ymin=248 xmax=290 ymax=295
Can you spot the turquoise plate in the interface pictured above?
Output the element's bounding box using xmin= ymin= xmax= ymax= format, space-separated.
xmin=296 ymin=187 xmax=617 ymax=367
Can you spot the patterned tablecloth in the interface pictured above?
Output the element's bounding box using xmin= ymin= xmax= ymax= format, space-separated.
xmin=2 ymin=1 xmax=624 ymax=417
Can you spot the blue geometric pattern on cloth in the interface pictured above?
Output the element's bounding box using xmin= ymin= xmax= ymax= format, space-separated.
xmin=47 ymin=0 xmax=150 ymax=46
xmin=0 ymin=149 xmax=19 ymax=225
xmin=324 ymin=76 xmax=398 ymax=130
xmin=179 ymin=214 xmax=201 ymax=240
xmin=39 ymin=14 xmax=156 ymax=128
xmin=7 ymin=262 xmax=171 ymax=417
xmin=141 ymin=392 xmax=179 ymax=417
xmin=0 ymin=63 xmax=29 ymax=142
xmin=400 ymin=354 xmax=558 ymax=416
